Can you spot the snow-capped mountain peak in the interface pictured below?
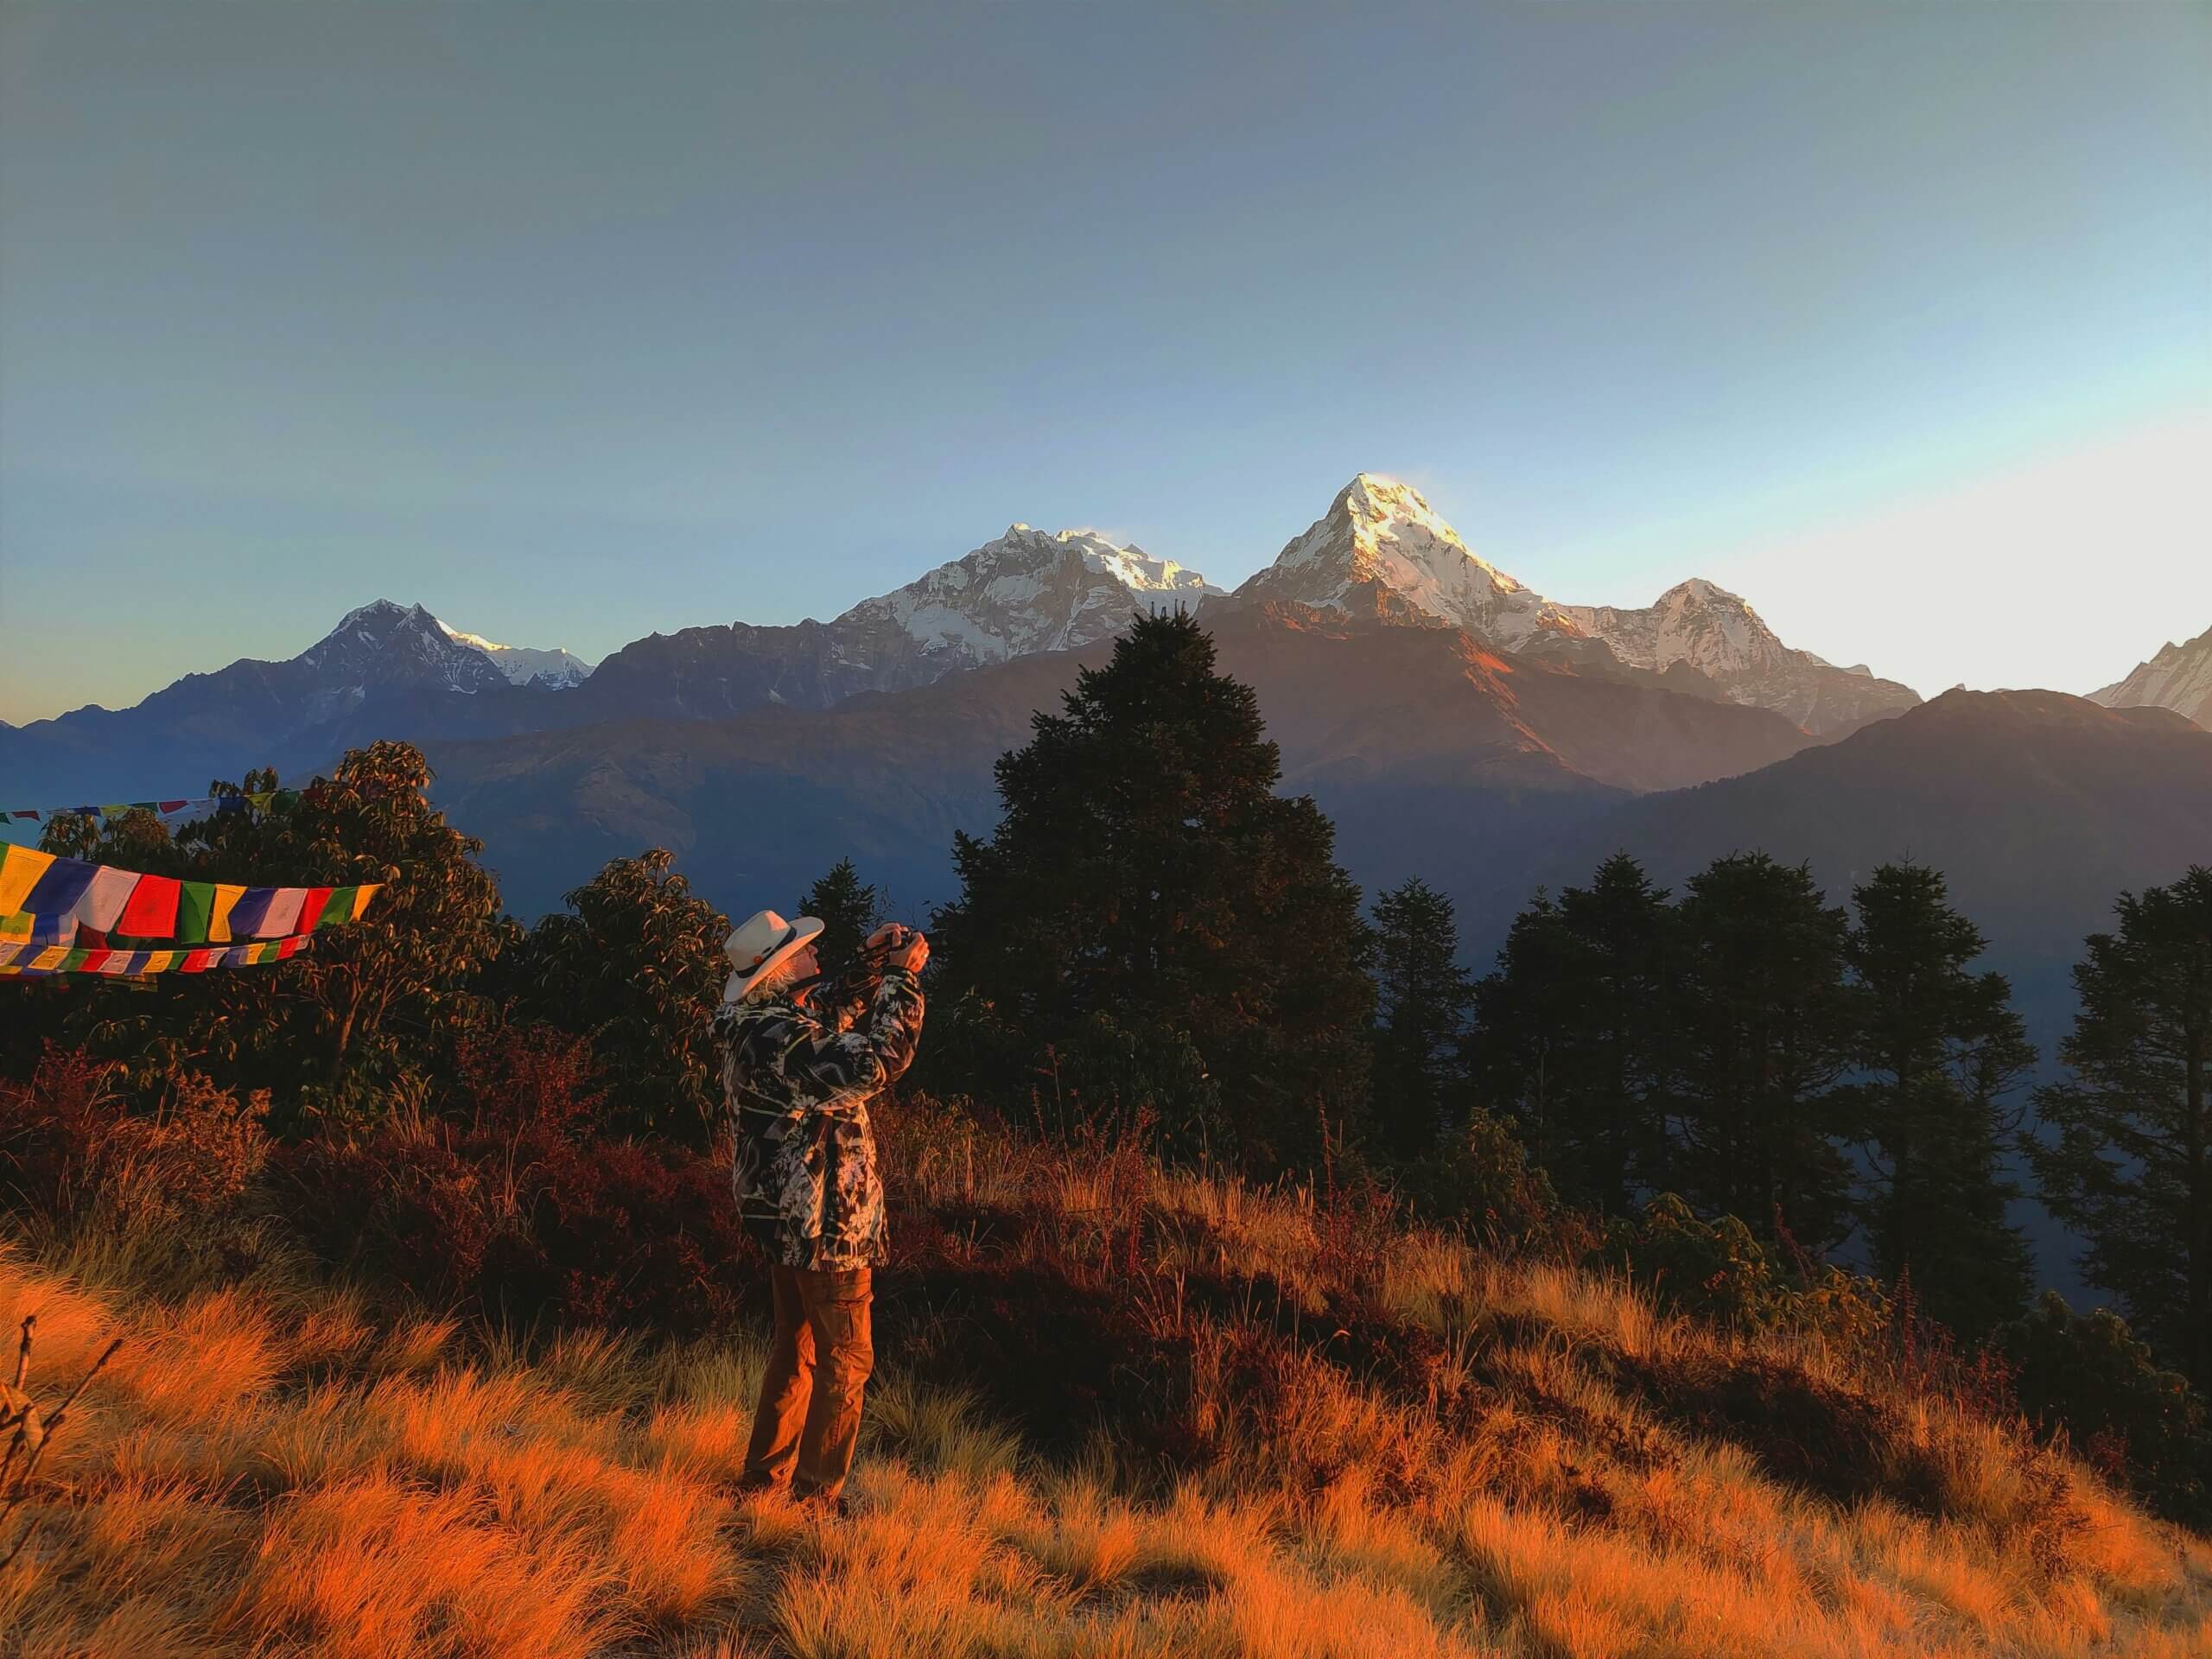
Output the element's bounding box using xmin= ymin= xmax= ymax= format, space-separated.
xmin=1237 ymin=474 xmax=1577 ymax=649
xmin=1558 ymin=578 xmax=1795 ymax=680
xmin=839 ymin=523 xmax=1220 ymax=664
xmin=1233 ymin=477 xmax=1920 ymax=734
xmin=435 ymin=620 xmax=595 ymax=689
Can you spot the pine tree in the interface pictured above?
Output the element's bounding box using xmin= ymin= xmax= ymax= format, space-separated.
xmin=799 ymin=857 xmax=887 ymax=978
xmin=1469 ymin=854 xmax=1672 ymax=1213
xmin=1368 ymin=877 xmax=1472 ymax=1162
xmin=2032 ymin=868 xmax=2212 ymax=1389
xmin=930 ymin=611 xmax=1373 ymax=1173
xmin=1845 ymin=861 xmax=2036 ymax=1334
xmin=1661 ymin=853 xmax=1855 ymax=1250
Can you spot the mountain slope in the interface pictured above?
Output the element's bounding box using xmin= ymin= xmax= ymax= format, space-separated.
xmin=582 ymin=524 xmax=1217 ymax=721
xmin=2090 ymin=624 xmax=2212 ymax=728
xmin=1231 ymin=475 xmax=1920 ymax=734
xmin=1517 ymin=690 xmax=2212 ymax=1039
xmin=431 ymin=603 xmax=1812 ymax=921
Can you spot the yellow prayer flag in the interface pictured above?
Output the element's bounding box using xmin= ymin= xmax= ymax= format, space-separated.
xmin=208 ymin=883 xmax=247 ymax=943
xmin=353 ymin=884 xmax=381 ymax=920
xmin=140 ymin=950 xmax=176 ymax=974
xmin=0 ymin=846 xmax=55 ymax=916
xmin=247 ymin=791 xmax=275 ymax=810
xmin=29 ymin=944 xmax=68 ymax=971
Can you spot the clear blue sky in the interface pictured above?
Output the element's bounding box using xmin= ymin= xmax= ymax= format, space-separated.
xmin=2 ymin=1 xmax=2205 ymax=724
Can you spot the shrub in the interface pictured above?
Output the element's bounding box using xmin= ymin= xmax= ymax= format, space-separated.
xmin=269 ymin=1025 xmax=752 ymax=1336
xmin=1996 ymin=1291 xmax=2212 ymax=1528
xmin=1600 ymin=1194 xmax=1788 ymax=1327
xmin=1395 ymin=1106 xmax=1594 ymax=1259
xmin=0 ymin=1045 xmax=269 ymax=1230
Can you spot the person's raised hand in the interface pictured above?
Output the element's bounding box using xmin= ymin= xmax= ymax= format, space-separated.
xmin=887 ymin=930 xmax=929 ymax=975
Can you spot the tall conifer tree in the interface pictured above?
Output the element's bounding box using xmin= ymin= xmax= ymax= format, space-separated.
xmin=931 ymin=611 xmax=1373 ymax=1173
xmin=2032 ymin=868 xmax=2212 ymax=1389
xmin=1470 ymin=854 xmax=1672 ymax=1212
xmin=1845 ymin=861 xmax=2035 ymax=1334
xmin=1661 ymin=853 xmax=1855 ymax=1250
xmin=1369 ymin=876 xmax=1473 ymax=1162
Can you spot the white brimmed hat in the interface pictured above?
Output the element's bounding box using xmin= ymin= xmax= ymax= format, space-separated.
xmin=723 ymin=908 xmax=825 ymax=1002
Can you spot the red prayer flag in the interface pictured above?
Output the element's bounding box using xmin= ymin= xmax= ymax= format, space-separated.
xmin=116 ymin=874 xmax=181 ymax=938
xmin=294 ymin=887 xmax=334 ymax=931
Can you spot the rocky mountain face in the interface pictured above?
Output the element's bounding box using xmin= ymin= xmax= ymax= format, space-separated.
xmin=1553 ymin=578 xmax=1920 ymax=736
xmin=583 ymin=525 xmax=1217 ymax=721
xmin=1229 ymin=475 xmax=1920 ymax=735
xmin=2089 ymin=625 xmax=2212 ymax=728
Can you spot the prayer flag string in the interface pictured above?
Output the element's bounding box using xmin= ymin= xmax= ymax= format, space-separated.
xmin=0 ymin=931 xmax=319 ymax=977
xmin=0 ymin=844 xmax=378 ymax=950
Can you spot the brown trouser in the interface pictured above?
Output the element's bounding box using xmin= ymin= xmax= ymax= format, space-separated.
xmin=742 ymin=1264 xmax=874 ymax=1499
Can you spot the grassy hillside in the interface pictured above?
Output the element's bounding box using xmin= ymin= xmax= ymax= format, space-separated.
xmin=2 ymin=1103 xmax=2207 ymax=1658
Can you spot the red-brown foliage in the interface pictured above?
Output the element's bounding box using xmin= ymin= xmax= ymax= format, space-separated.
xmin=0 ymin=1044 xmax=268 ymax=1228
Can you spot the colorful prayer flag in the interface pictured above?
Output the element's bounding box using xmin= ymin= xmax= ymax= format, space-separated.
xmin=175 ymin=880 xmax=216 ymax=944
xmin=0 ymin=847 xmax=55 ymax=916
xmin=73 ymin=864 xmax=140 ymax=933
xmin=256 ymin=888 xmax=306 ymax=938
xmin=117 ymin=874 xmax=181 ymax=938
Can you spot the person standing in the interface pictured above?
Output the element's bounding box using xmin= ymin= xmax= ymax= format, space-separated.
xmin=715 ymin=907 xmax=927 ymax=1510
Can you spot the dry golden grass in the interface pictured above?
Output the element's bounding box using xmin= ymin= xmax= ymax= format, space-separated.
xmin=2 ymin=1160 xmax=2209 ymax=1659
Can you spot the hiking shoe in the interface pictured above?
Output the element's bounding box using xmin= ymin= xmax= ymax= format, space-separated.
xmin=734 ymin=1472 xmax=787 ymax=1498
xmin=795 ymin=1490 xmax=850 ymax=1520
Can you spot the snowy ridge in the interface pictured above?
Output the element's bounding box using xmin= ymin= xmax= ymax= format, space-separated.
xmin=837 ymin=524 xmax=1219 ymax=665
xmin=436 ymin=620 xmax=595 ymax=689
xmin=2090 ymin=626 xmax=2212 ymax=729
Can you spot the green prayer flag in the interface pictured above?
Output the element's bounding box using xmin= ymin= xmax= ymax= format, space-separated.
xmin=59 ymin=948 xmax=90 ymax=972
xmin=318 ymin=886 xmax=358 ymax=928
xmin=174 ymin=881 xmax=215 ymax=945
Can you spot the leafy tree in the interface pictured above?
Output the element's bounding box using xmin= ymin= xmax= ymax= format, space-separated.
xmin=1368 ymin=877 xmax=1472 ymax=1161
xmin=1844 ymin=862 xmax=2036 ymax=1334
xmin=22 ymin=746 xmax=502 ymax=1125
xmin=930 ymin=610 xmax=1373 ymax=1173
xmin=1660 ymin=854 xmax=1856 ymax=1251
xmin=2031 ymin=868 xmax=2212 ymax=1389
xmin=496 ymin=848 xmax=729 ymax=1145
xmin=1471 ymin=854 xmax=1673 ymax=1212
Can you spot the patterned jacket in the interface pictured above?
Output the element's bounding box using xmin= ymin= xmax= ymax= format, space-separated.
xmin=714 ymin=966 xmax=924 ymax=1271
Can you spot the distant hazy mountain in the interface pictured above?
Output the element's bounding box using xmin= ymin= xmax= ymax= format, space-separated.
xmin=0 ymin=601 xmax=581 ymax=802
xmin=2089 ymin=625 xmax=2212 ymax=729
xmin=582 ymin=524 xmax=1218 ymax=721
xmin=1525 ymin=689 xmax=2212 ymax=1033
xmin=1231 ymin=474 xmax=1920 ymax=734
